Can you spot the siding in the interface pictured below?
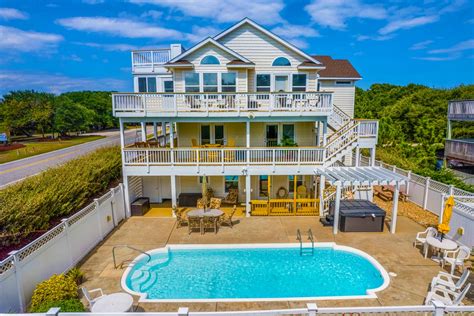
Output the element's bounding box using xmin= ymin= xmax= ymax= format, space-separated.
xmin=319 ymin=80 xmax=355 ymax=118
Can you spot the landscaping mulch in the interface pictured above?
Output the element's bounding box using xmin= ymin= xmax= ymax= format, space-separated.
xmin=0 ymin=143 xmax=25 ymax=152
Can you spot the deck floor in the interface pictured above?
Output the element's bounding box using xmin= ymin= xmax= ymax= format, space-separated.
xmin=78 ymin=211 xmax=473 ymax=311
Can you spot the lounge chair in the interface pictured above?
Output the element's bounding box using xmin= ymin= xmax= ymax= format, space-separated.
xmin=209 ymin=197 xmax=222 ymax=209
xmin=442 ymin=246 xmax=471 ymax=274
xmin=414 ymin=227 xmax=437 ymax=248
xmin=222 ymin=188 xmax=238 ymax=205
xmin=81 ymin=287 xmax=106 ymax=307
xmin=424 ymin=283 xmax=471 ymax=306
xmin=220 ymin=206 xmax=237 ymax=228
xmin=431 ymin=269 xmax=470 ymax=292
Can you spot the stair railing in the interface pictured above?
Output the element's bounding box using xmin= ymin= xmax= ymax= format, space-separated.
xmin=112 ymin=245 xmax=151 ymax=269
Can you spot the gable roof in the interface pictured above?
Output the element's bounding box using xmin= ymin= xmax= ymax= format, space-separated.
xmin=313 ymin=55 xmax=362 ymax=79
xmin=167 ymin=37 xmax=251 ymax=64
xmin=214 ymin=18 xmax=324 ymax=67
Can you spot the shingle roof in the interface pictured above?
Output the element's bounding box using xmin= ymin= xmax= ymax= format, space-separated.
xmin=312 ymin=55 xmax=361 ymax=79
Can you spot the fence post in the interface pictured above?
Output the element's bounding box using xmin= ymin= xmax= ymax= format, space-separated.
xmin=110 ymin=187 xmax=117 ymax=227
xmin=307 ymin=303 xmax=318 ymax=316
xmin=431 ymin=300 xmax=446 ymax=316
xmin=177 ymin=307 xmax=189 ymax=316
xmin=61 ymin=219 xmax=74 ymax=268
xmin=423 ymin=177 xmax=431 ymax=210
xmin=406 ymin=171 xmax=412 ymax=195
xmin=448 ymin=185 xmax=454 ymax=196
xmin=8 ymin=250 xmax=26 ymax=312
xmin=94 ymin=199 xmax=104 ymax=240
xmin=46 ymin=307 xmax=60 ymax=316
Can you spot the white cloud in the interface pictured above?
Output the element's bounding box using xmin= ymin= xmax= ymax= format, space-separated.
xmin=428 ymin=39 xmax=474 ymax=54
xmin=74 ymin=41 xmax=140 ymax=51
xmin=410 ymin=40 xmax=434 ymax=50
xmin=272 ymin=24 xmax=320 ymax=39
xmin=0 ymin=25 xmax=63 ymax=52
xmin=57 ymin=16 xmax=183 ymax=39
xmin=185 ymin=25 xmax=220 ymax=43
xmin=128 ymin=0 xmax=285 ymax=25
xmin=413 ymin=55 xmax=460 ymax=61
xmin=62 ymin=54 xmax=82 ymax=62
xmin=356 ymin=34 xmax=393 ymax=41
xmin=379 ymin=15 xmax=439 ymax=35
xmin=82 ymin=0 xmax=104 ymax=4
xmin=305 ymin=0 xmax=386 ymax=30
xmin=141 ymin=10 xmax=163 ymax=20
xmin=0 ymin=8 xmax=29 ymax=20
xmin=0 ymin=71 xmax=127 ymax=94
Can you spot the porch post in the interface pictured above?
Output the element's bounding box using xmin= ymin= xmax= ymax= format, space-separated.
xmin=153 ymin=122 xmax=158 ymax=140
xmin=355 ymin=146 xmax=360 ymax=167
xmin=390 ymin=182 xmax=400 ymax=234
xmin=169 ymin=121 xmax=174 ymax=149
xmin=370 ymin=146 xmax=376 ymax=166
xmin=319 ymin=175 xmax=325 ymax=215
xmin=245 ymin=174 xmax=251 ymax=217
xmin=246 ymin=121 xmax=250 ymax=165
xmin=315 ymin=121 xmax=320 ymax=146
xmin=170 ymin=175 xmax=177 ymax=209
xmin=322 ymin=121 xmax=328 ymax=146
xmin=140 ymin=121 xmax=147 ymax=142
xmin=161 ymin=121 xmax=166 ymax=135
xmin=123 ymin=174 xmax=131 ymax=218
xmin=333 ymin=181 xmax=342 ymax=234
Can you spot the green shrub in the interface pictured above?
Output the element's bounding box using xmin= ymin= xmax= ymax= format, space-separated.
xmin=67 ymin=267 xmax=85 ymax=285
xmin=30 ymin=298 xmax=85 ymax=313
xmin=29 ymin=274 xmax=78 ymax=312
xmin=0 ymin=146 xmax=121 ymax=245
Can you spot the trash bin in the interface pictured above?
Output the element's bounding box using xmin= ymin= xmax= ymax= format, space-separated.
xmin=131 ymin=197 xmax=150 ymax=216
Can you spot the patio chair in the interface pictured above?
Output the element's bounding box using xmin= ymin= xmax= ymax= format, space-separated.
xmin=414 ymin=227 xmax=438 ymax=248
xmin=188 ymin=216 xmax=202 ymax=234
xmin=431 ymin=269 xmax=470 ymax=292
xmin=222 ymin=188 xmax=238 ymax=205
xmin=81 ymin=287 xmax=106 ymax=307
xmin=197 ymin=198 xmax=206 ymax=209
xmin=209 ymin=197 xmax=222 ymax=209
xmin=442 ymin=246 xmax=471 ymax=274
xmin=424 ymin=283 xmax=471 ymax=306
xmin=202 ymin=216 xmax=218 ymax=234
xmin=296 ymin=185 xmax=307 ymax=198
xmin=220 ymin=206 xmax=237 ymax=228
xmin=175 ymin=210 xmax=188 ymax=229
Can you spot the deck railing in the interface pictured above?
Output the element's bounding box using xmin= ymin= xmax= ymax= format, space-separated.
xmin=123 ymin=147 xmax=326 ymax=167
xmin=112 ymin=92 xmax=333 ymax=116
xmin=447 ymin=99 xmax=474 ymax=120
xmin=132 ymin=49 xmax=171 ymax=70
xmin=444 ymin=139 xmax=474 ymax=163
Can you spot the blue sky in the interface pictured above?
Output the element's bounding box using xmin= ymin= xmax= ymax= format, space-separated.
xmin=0 ymin=0 xmax=473 ymax=94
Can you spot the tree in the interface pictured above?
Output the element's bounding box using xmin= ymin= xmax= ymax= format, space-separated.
xmin=54 ymin=96 xmax=94 ymax=136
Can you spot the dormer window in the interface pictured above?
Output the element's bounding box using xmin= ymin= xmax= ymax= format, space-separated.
xmin=272 ymin=57 xmax=291 ymax=66
xmin=201 ymin=55 xmax=220 ymax=65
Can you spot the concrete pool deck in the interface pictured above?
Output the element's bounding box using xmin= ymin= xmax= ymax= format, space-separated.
xmin=78 ymin=215 xmax=465 ymax=311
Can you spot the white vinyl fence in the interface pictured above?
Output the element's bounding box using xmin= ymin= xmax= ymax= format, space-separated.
xmin=359 ymin=155 xmax=474 ymax=247
xmin=0 ymin=184 xmax=126 ymax=313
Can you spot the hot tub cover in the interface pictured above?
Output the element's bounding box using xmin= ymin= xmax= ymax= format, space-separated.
xmin=338 ymin=200 xmax=386 ymax=217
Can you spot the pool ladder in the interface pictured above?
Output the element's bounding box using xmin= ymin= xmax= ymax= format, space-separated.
xmin=112 ymin=245 xmax=151 ymax=269
xmin=296 ymin=229 xmax=315 ymax=256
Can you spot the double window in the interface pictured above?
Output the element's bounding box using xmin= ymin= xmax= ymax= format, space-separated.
xmin=184 ymin=73 xmax=200 ymax=92
xmin=255 ymin=74 xmax=307 ymax=92
xmin=292 ymin=74 xmax=306 ymax=92
xmin=288 ymin=175 xmax=304 ymax=193
xmin=138 ymin=77 xmax=157 ymax=92
xmin=203 ymin=73 xmax=218 ymax=92
xmin=256 ymin=74 xmax=271 ymax=92
xmin=225 ymin=176 xmax=239 ymax=192
xmin=200 ymin=124 xmax=224 ymax=145
xmin=184 ymin=72 xmax=237 ymax=93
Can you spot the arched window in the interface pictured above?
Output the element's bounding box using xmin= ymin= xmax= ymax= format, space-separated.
xmin=272 ymin=57 xmax=291 ymax=66
xmin=201 ymin=55 xmax=220 ymax=65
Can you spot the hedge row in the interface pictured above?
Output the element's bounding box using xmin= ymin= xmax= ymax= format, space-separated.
xmin=0 ymin=146 xmax=122 ymax=246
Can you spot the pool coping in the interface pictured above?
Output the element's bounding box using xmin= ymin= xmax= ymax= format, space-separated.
xmin=121 ymin=242 xmax=391 ymax=303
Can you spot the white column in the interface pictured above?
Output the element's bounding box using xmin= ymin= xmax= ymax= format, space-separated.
xmin=423 ymin=177 xmax=430 ymax=210
xmin=333 ymin=181 xmax=342 ymax=234
xmin=315 ymin=121 xmax=320 ymax=146
xmin=246 ymin=121 xmax=250 ymax=165
xmin=123 ymin=174 xmax=131 ymax=218
xmin=153 ymin=122 xmax=158 ymax=140
xmin=322 ymin=121 xmax=328 ymax=146
xmin=319 ymin=175 xmax=325 ymax=215
xmin=169 ymin=121 xmax=174 ymax=149
xmin=119 ymin=118 xmax=125 ymax=148
xmin=171 ymin=175 xmax=177 ymax=209
xmin=355 ymin=146 xmax=360 ymax=166
xmin=140 ymin=121 xmax=147 ymax=142
xmin=161 ymin=121 xmax=166 ymax=136
xmin=370 ymin=147 xmax=376 ymax=166
xmin=245 ymin=174 xmax=251 ymax=217
xmin=390 ymin=182 xmax=400 ymax=234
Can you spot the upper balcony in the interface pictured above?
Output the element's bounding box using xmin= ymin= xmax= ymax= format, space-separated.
xmin=112 ymin=92 xmax=333 ymax=119
xmin=448 ymin=100 xmax=474 ymax=121
xmin=131 ymin=45 xmax=183 ymax=74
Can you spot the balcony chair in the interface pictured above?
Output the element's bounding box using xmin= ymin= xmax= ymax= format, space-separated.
xmin=81 ymin=287 xmax=107 ymax=308
xmin=296 ymin=185 xmax=307 ymax=198
xmin=226 ymin=138 xmax=236 ymax=147
xmin=424 ymin=283 xmax=471 ymax=306
xmin=209 ymin=197 xmax=222 ymax=209
xmin=191 ymin=138 xmax=199 ymax=148
xmin=222 ymin=188 xmax=239 ymax=205
xmin=220 ymin=205 xmax=237 ymax=228
xmin=442 ymin=246 xmax=471 ymax=274
xmin=431 ymin=269 xmax=470 ymax=292
xmin=414 ymin=227 xmax=438 ymax=249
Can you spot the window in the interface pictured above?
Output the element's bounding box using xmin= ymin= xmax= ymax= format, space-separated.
xmin=138 ymin=77 xmax=157 ymax=92
xmin=203 ymin=73 xmax=218 ymax=92
xmin=272 ymin=57 xmax=291 ymax=66
xmin=164 ymin=80 xmax=174 ymax=92
xmin=288 ymin=175 xmax=303 ymax=193
xmin=221 ymin=73 xmax=236 ymax=92
xmin=335 ymin=80 xmax=352 ymax=85
xmin=215 ymin=125 xmax=224 ymax=145
xmin=200 ymin=125 xmax=210 ymax=145
xmin=199 ymin=176 xmax=209 ymax=184
xmin=282 ymin=124 xmax=295 ymax=141
xmin=225 ymin=176 xmax=239 ymax=192
xmin=292 ymin=74 xmax=306 ymax=92
xmin=259 ymin=175 xmax=268 ymax=197
xmin=184 ymin=72 xmax=200 ymax=92
xmin=201 ymin=55 xmax=220 ymax=65
xmin=256 ymin=74 xmax=271 ymax=92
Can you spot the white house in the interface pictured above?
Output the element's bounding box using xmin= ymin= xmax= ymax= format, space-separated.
xmin=113 ymin=18 xmax=382 ymax=219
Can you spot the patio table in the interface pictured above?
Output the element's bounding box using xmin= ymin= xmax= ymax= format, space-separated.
xmin=424 ymin=236 xmax=458 ymax=260
xmin=187 ymin=209 xmax=224 ymax=234
xmin=91 ymin=293 xmax=133 ymax=312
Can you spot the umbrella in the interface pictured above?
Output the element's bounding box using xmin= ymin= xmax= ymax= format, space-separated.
xmin=438 ymin=195 xmax=455 ymax=237
xmin=201 ymin=175 xmax=207 ymax=211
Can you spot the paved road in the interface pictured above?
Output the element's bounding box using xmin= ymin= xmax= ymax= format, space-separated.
xmin=0 ymin=129 xmax=138 ymax=188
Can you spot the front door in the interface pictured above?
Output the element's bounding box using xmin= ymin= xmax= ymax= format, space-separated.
xmin=265 ymin=124 xmax=278 ymax=147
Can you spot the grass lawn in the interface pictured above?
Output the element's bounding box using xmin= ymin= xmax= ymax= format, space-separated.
xmin=0 ymin=135 xmax=105 ymax=164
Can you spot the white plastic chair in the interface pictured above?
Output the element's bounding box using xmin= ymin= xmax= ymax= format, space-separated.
xmin=431 ymin=269 xmax=470 ymax=292
xmin=442 ymin=246 xmax=471 ymax=274
xmin=81 ymin=287 xmax=107 ymax=307
xmin=425 ymin=283 xmax=470 ymax=306
xmin=414 ymin=227 xmax=437 ymax=248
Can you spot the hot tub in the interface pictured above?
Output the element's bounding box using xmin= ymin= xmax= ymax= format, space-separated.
xmin=331 ymin=200 xmax=386 ymax=232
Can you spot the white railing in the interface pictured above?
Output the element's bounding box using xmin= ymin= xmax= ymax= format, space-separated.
xmin=328 ymin=104 xmax=351 ymax=129
xmin=358 ymin=120 xmax=379 ymax=137
xmin=325 ymin=122 xmax=359 ymax=162
xmin=0 ymin=185 xmax=126 ymax=312
xmin=112 ymin=92 xmax=333 ymax=116
xmin=124 ymin=147 xmax=326 ymax=167
xmin=132 ymin=49 xmax=171 ymax=69
xmin=445 ymin=139 xmax=474 ymax=163
xmin=447 ymin=99 xmax=474 ymax=120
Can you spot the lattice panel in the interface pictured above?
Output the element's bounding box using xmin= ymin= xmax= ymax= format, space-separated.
xmin=97 ymin=190 xmax=112 ymax=204
xmin=0 ymin=257 xmax=14 ymax=275
xmin=17 ymin=224 xmax=65 ymax=262
xmin=453 ymin=187 xmax=474 ymax=197
xmin=394 ymin=167 xmax=409 ymax=177
xmin=429 ymin=179 xmax=450 ymax=193
xmin=410 ymin=173 xmax=426 ymax=184
xmin=67 ymin=203 xmax=96 ymax=226
xmin=454 ymin=201 xmax=474 ymax=217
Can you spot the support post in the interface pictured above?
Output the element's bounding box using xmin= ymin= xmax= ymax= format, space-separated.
xmin=169 ymin=121 xmax=174 ymax=149
xmin=370 ymin=147 xmax=376 ymax=166
xmin=406 ymin=171 xmax=412 ymax=195
xmin=46 ymin=308 xmax=61 ymax=316
xmin=161 ymin=121 xmax=166 ymax=136
xmin=94 ymin=198 xmax=104 ymax=240
xmin=119 ymin=119 xmax=125 ymax=148
xmin=322 ymin=121 xmax=328 ymax=146
xmin=423 ymin=177 xmax=430 ymax=210
xmin=319 ymin=175 xmax=325 ymax=215
xmin=153 ymin=122 xmax=158 ymax=140
xmin=140 ymin=121 xmax=146 ymax=142
xmin=123 ymin=175 xmax=131 ymax=218
xmin=315 ymin=121 xmax=320 ymax=146
xmin=333 ymin=181 xmax=342 ymax=234
xmin=245 ymin=174 xmax=251 ymax=217
xmin=431 ymin=300 xmax=446 ymax=316
xmin=447 ymin=120 xmax=452 ymax=140
xmin=390 ymin=182 xmax=400 ymax=234
xmin=246 ymin=121 xmax=250 ymax=165
xmin=355 ymin=146 xmax=360 ymax=167
xmin=171 ymin=175 xmax=177 ymax=209
xmin=9 ymin=250 xmax=26 ymax=312
xmin=61 ymin=219 xmax=74 ymax=268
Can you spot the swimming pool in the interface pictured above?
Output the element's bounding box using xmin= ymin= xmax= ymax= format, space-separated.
xmin=122 ymin=243 xmax=389 ymax=302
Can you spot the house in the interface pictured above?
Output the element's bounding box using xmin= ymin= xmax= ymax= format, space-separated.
xmin=445 ymin=99 xmax=474 ymax=166
xmin=113 ymin=18 xmax=380 ymax=218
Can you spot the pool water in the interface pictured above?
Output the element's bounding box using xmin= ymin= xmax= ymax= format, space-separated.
xmin=124 ymin=245 xmax=387 ymax=300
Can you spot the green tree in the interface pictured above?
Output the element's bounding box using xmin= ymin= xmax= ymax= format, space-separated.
xmin=54 ymin=96 xmax=94 ymax=136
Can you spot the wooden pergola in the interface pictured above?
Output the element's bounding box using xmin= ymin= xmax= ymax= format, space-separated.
xmin=315 ymin=166 xmax=408 ymax=234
